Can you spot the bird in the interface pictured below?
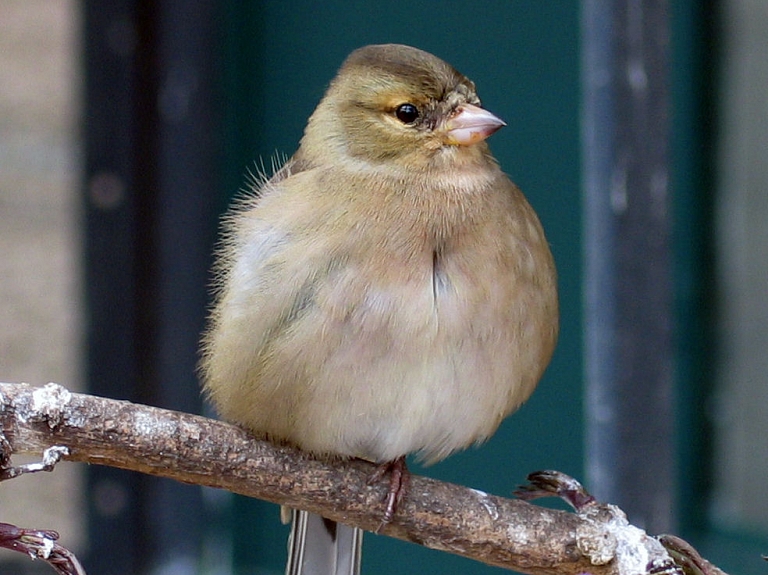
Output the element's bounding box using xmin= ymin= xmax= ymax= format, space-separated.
xmin=200 ymin=43 xmax=559 ymax=575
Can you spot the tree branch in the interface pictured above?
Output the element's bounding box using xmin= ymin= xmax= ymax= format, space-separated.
xmin=0 ymin=383 xmax=722 ymax=575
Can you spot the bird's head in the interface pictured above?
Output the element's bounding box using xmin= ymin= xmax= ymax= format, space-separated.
xmin=299 ymin=44 xmax=505 ymax=171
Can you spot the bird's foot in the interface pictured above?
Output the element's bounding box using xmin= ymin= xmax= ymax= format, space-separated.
xmin=513 ymin=470 xmax=596 ymax=512
xmin=368 ymin=456 xmax=409 ymax=528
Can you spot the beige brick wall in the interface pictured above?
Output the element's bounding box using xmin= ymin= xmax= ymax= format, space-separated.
xmin=0 ymin=0 xmax=85 ymax=562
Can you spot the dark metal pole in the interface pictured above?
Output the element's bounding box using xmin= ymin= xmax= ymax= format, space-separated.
xmin=83 ymin=1 xmax=218 ymax=572
xmin=83 ymin=3 xmax=147 ymax=572
xmin=582 ymin=0 xmax=675 ymax=533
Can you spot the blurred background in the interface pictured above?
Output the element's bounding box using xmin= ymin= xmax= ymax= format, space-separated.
xmin=0 ymin=1 xmax=766 ymax=574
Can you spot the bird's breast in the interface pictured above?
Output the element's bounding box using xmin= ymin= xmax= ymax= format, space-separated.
xmin=205 ymin=169 xmax=557 ymax=465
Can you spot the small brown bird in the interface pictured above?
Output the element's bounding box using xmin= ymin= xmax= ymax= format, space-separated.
xmin=201 ymin=44 xmax=558 ymax=575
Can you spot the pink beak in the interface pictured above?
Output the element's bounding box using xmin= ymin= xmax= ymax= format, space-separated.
xmin=443 ymin=103 xmax=506 ymax=146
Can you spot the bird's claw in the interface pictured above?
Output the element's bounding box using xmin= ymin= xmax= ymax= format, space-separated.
xmin=369 ymin=456 xmax=409 ymax=529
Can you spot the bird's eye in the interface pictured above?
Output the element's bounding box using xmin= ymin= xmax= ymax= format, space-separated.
xmin=394 ymin=103 xmax=420 ymax=124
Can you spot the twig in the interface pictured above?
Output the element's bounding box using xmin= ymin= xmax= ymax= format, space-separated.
xmin=0 ymin=522 xmax=86 ymax=575
xmin=658 ymin=535 xmax=730 ymax=575
xmin=0 ymin=445 xmax=69 ymax=481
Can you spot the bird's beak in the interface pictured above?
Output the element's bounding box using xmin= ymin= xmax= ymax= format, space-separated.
xmin=442 ymin=103 xmax=506 ymax=146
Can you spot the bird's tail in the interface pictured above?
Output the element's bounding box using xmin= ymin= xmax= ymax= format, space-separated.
xmin=285 ymin=509 xmax=363 ymax=575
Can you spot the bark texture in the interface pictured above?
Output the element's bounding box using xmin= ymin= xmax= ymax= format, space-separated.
xmin=0 ymin=382 xmax=702 ymax=574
